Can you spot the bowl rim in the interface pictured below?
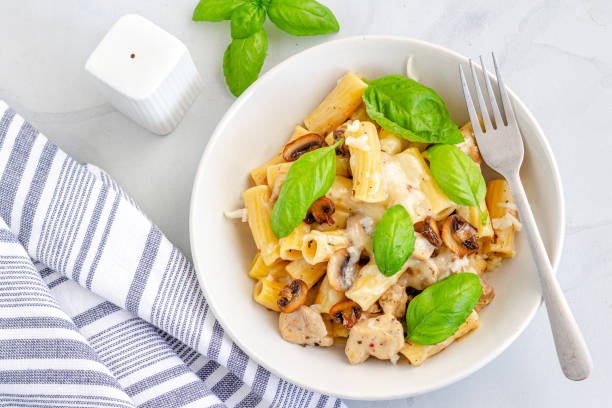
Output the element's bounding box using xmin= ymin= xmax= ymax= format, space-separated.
xmin=189 ymin=35 xmax=566 ymax=400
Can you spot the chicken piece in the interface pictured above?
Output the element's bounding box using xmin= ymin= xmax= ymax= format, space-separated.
xmin=345 ymin=314 xmax=404 ymax=364
xmin=379 ymin=283 xmax=409 ymax=318
xmin=279 ymin=305 xmax=333 ymax=347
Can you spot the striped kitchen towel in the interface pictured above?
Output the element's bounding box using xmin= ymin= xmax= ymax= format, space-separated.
xmin=0 ymin=101 xmax=344 ymax=408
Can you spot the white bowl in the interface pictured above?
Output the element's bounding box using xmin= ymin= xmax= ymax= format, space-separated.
xmin=190 ymin=36 xmax=564 ymax=400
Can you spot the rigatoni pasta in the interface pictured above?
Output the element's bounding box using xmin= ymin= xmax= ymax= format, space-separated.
xmin=346 ymin=120 xmax=387 ymax=203
xmin=279 ymin=222 xmax=310 ymax=260
xmin=228 ymin=70 xmax=521 ymax=367
xmin=484 ymin=179 xmax=521 ymax=257
xmin=243 ymin=185 xmax=280 ymax=265
xmin=302 ymin=230 xmax=350 ymax=264
xmin=304 ymin=72 xmax=368 ymax=135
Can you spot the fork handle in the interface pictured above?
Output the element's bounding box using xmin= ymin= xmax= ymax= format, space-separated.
xmin=507 ymin=174 xmax=592 ymax=380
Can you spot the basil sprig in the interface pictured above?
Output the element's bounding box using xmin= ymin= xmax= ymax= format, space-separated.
xmin=193 ymin=0 xmax=339 ymax=96
xmin=267 ymin=0 xmax=339 ymax=36
xmin=270 ymin=140 xmax=342 ymax=238
xmin=427 ymin=144 xmax=488 ymax=225
xmin=362 ymin=75 xmax=464 ymax=144
xmin=193 ymin=0 xmax=246 ymax=22
xmin=372 ymin=205 xmax=415 ymax=277
xmin=223 ymin=29 xmax=268 ymax=97
xmin=406 ymin=273 xmax=482 ymax=345
xmin=231 ymin=2 xmax=266 ymax=39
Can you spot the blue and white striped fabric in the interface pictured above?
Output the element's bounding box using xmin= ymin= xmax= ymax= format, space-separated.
xmin=0 ymin=101 xmax=344 ymax=408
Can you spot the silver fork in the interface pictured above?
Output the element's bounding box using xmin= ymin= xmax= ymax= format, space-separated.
xmin=459 ymin=53 xmax=592 ymax=381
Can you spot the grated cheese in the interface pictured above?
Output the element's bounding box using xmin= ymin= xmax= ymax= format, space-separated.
xmin=492 ymin=213 xmax=522 ymax=231
xmin=345 ymin=135 xmax=370 ymax=151
xmin=405 ymin=56 xmax=419 ymax=81
xmin=346 ymin=119 xmax=360 ymax=132
xmin=224 ymin=208 xmax=247 ymax=222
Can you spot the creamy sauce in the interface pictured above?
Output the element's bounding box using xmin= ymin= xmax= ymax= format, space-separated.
xmin=449 ymin=256 xmax=470 ymax=272
xmin=359 ymin=216 xmax=375 ymax=235
xmin=382 ymin=154 xmax=426 ymax=217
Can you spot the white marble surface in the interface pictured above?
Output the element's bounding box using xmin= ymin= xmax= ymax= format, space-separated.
xmin=1 ymin=0 xmax=610 ymax=406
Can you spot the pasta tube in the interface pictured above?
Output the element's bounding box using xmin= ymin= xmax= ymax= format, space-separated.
xmin=289 ymin=125 xmax=311 ymax=142
xmin=250 ymin=154 xmax=284 ymax=185
xmin=484 ymin=179 xmax=520 ymax=257
xmin=345 ymin=263 xmax=402 ymax=310
xmin=314 ymin=275 xmax=346 ymax=314
xmin=384 ymin=148 xmax=455 ymax=222
xmin=378 ymin=129 xmax=406 ymax=154
xmin=253 ymin=279 xmax=285 ymax=312
xmin=456 ymin=200 xmax=494 ymax=238
xmin=266 ymin=162 xmax=292 ymax=187
xmin=400 ymin=310 xmax=480 ymax=366
xmin=243 ymin=185 xmax=280 ymax=265
xmin=346 ymin=121 xmax=387 ymax=203
xmin=304 ymin=72 xmax=368 ymax=135
xmin=279 ymin=222 xmax=310 ymax=261
xmin=285 ymin=259 xmax=327 ymax=288
xmin=248 ymin=254 xmax=288 ymax=280
xmin=302 ymin=230 xmax=350 ymax=264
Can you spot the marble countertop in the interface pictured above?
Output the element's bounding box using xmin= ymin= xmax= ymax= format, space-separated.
xmin=1 ymin=0 xmax=610 ymax=406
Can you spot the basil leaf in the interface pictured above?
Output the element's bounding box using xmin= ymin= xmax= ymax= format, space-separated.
xmin=406 ymin=273 xmax=482 ymax=345
xmin=266 ymin=0 xmax=339 ymax=36
xmin=427 ymin=144 xmax=487 ymax=225
xmin=231 ymin=2 xmax=266 ymax=39
xmin=223 ymin=29 xmax=268 ymax=96
xmin=373 ymin=205 xmax=415 ymax=277
xmin=193 ymin=0 xmax=245 ymax=21
xmin=362 ymin=75 xmax=464 ymax=144
xmin=271 ymin=140 xmax=342 ymax=238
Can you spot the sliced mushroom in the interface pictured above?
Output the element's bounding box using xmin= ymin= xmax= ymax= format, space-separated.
xmin=441 ymin=214 xmax=479 ymax=256
xmin=329 ymin=299 xmax=362 ymax=329
xmin=327 ymin=248 xmax=360 ymax=291
xmin=277 ymin=279 xmax=308 ymax=313
xmin=414 ymin=216 xmax=442 ymax=249
xmin=305 ymin=197 xmax=335 ymax=225
xmin=358 ymin=253 xmax=370 ymax=266
xmin=282 ymin=133 xmax=324 ymax=161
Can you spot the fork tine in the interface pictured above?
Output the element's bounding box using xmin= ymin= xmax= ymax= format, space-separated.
xmin=468 ymin=59 xmax=493 ymax=132
xmin=492 ymin=52 xmax=516 ymax=126
xmin=479 ymin=55 xmax=504 ymax=128
xmin=459 ymin=65 xmax=482 ymax=135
